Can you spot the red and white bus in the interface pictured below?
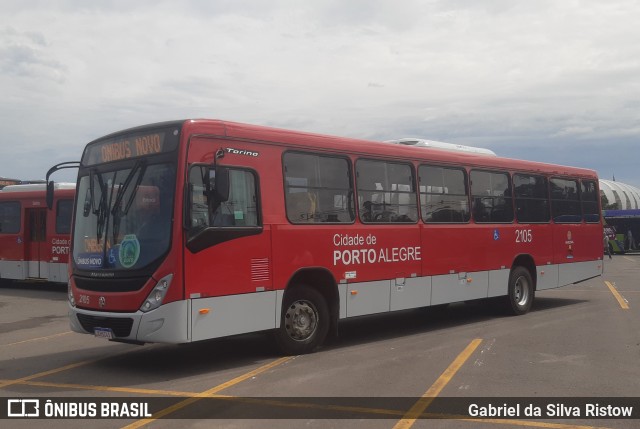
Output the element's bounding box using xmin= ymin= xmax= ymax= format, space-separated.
xmin=50 ymin=119 xmax=603 ymax=354
xmin=0 ymin=183 xmax=74 ymax=283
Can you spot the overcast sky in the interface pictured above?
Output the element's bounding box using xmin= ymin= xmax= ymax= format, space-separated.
xmin=1 ymin=0 xmax=639 ymax=186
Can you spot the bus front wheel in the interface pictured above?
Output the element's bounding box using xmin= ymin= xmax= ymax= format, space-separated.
xmin=505 ymin=266 xmax=534 ymax=315
xmin=275 ymin=286 xmax=329 ymax=355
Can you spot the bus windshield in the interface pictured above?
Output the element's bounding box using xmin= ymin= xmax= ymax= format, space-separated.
xmin=73 ymin=162 xmax=175 ymax=271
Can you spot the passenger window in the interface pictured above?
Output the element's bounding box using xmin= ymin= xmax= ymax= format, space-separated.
xmin=470 ymin=170 xmax=514 ymax=223
xmin=419 ymin=165 xmax=470 ymax=223
xmin=513 ymin=174 xmax=550 ymax=223
xmin=283 ymin=152 xmax=355 ymax=223
xmin=0 ymin=201 xmax=21 ymax=234
xmin=356 ymin=159 xmax=417 ymax=223
xmin=581 ymin=180 xmax=600 ymax=223
xmin=550 ymin=178 xmax=582 ymax=223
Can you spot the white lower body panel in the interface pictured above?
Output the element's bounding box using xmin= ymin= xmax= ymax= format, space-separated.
xmin=191 ymin=291 xmax=278 ymax=341
xmin=339 ymin=260 xmax=602 ymax=319
xmin=68 ymin=259 xmax=602 ymax=344
xmin=0 ymin=260 xmax=25 ymax=280
xmin=558 ymin=260 xmax=602 ymax=287
xmin=431 ymin=272 xmax=489 ymax=306
xmin=0 ymin=260 xmax=67 ymax=283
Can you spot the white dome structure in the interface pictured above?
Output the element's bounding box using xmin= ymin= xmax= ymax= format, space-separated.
xmin=599 ymin=179 xmax=640 ymax=210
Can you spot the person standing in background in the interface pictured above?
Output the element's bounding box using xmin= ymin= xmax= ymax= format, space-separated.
xmin=628 ymin=229 xmax=636 ymax=251
xmin=604 ymin=231 xmax=612 ymax=259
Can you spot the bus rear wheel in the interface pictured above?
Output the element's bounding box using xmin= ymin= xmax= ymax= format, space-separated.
xmin=275 ymin=286 xmax=329 ymax=355
xmin=505 ymin=266 xmax=534 ymax=315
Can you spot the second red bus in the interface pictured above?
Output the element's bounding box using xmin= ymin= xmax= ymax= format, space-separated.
xmin=0 ymin=183 xmax=74 ymax=283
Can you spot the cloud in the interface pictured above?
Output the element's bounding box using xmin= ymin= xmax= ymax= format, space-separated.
xmin=0 ymin=26 xmax=66 ymax=82
xmin=1 ymin=1 xmax=640 ymax=187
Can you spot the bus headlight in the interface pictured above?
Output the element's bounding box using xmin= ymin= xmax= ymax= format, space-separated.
xmin=140 ymin=274 xmax=173 ymax=313
xmin=68 ymin=282 xmax=76 ymax=307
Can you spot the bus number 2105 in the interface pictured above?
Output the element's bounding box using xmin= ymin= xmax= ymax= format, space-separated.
xmin=515 ymin=229 xmax=533 ymax=243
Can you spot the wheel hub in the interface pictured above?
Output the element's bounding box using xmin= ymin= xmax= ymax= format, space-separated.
xmin=514 ymin=276 xmax=529 ymax=305
xmin=285 ymin=300 xmax=318 ymax=341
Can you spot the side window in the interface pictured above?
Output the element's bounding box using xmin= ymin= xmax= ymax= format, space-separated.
xmin=189 ymin=166 xmax=210 ymax=229
xmin=0 ymin=201 xmax=21 ymax=234
xmin=56 ymin=199 xmax=73 ymax=234
xmin=513 ymin=174 xmax=550 ymax=223
xmin=581 ymin=179 xmax=600 ymax=223
xmin=188 ymin=166 xmax=259 ymax=228
xmin=470 ymin=170 xmax=514 ymax=223
xmin=356 ymin=159 xmax=417 ymax=223
xmin=419 ymin=165 xmax=470 ymax=223
xmin=217 ymin=170 xmax=259 ymax=226
xmin=550 ymin=178 xmax=582 ymax=223
xmin=284 ymin=152 xmax=354 ymax=223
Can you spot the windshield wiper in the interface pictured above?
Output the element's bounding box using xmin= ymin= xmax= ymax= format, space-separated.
xmin=89 ymin=169 xmax=108 ymax=243
xmin=111 ymin=160 xmax=147 ymax=245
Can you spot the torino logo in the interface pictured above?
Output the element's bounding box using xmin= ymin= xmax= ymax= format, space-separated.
xmin=226 ymin=147 xmax=259 ymax=157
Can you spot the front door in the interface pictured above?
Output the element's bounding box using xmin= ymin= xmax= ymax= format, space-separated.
xmin=184 ymin=137 xmax=273 ymax=298
xmin=25 ymin=208 xmax=48 ymax=279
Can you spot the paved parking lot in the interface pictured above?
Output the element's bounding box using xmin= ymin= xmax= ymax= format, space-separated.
xmin=1 ymin=254 xmax=638 ymax=428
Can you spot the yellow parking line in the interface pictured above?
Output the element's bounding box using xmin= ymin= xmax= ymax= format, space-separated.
xmin=2 ymin=331 xmax=71 ymax=347
xmin=605 ymin=281 xmax=630 ymax=309
xmin=13 ymin=380 xmax=194 ymax=397
xmin=0 ymin=358 xmax=99 ymax=389
xmin=121 ymin=356 xmax=292 ymax=429
xmin=393 ymin=338 xmax=482 ymax=429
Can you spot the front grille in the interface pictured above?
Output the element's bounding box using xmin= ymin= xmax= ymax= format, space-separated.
xmin=74 ymin=275 xmax=149 ymax=292
xmin=76 ymin=314 xmax=134 ymax=337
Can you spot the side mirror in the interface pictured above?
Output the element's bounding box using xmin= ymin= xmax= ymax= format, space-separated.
xmin=210 ymin=167 xmax=230 ymax=202
xmin=45 ymin=160 xmax=80 ymax=210
xmin=46 ymin=181 xmax=55 ymax=210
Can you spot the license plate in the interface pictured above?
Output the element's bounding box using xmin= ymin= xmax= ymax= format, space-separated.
xmin=94 ymin=327 xmax=114 ymax=339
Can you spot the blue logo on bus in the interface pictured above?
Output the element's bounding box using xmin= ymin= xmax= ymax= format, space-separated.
xmin=108 ymin=247 xmax=118 ymax=266
xmin=493 ymin=229 xmax=500 ymax=241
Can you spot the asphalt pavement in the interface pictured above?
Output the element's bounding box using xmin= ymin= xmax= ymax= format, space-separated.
xmin=0 ymin=254 xmax=638 ymax=428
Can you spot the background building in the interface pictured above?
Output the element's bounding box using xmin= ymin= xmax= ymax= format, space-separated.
xmin=600 ymin=179 xmax=640 ymax=210
xmin=600 ymin=179 xmax=640 ymax=252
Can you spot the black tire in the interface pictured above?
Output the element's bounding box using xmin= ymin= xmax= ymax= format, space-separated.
xmin=275 ymin=286 xmax=330 ymax=355
xmin=505 ymin=266 xmax=534 ymax=315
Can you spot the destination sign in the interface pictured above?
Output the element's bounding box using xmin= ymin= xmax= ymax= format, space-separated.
xmin=82 ymin=128 xmax=180 ymax=166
